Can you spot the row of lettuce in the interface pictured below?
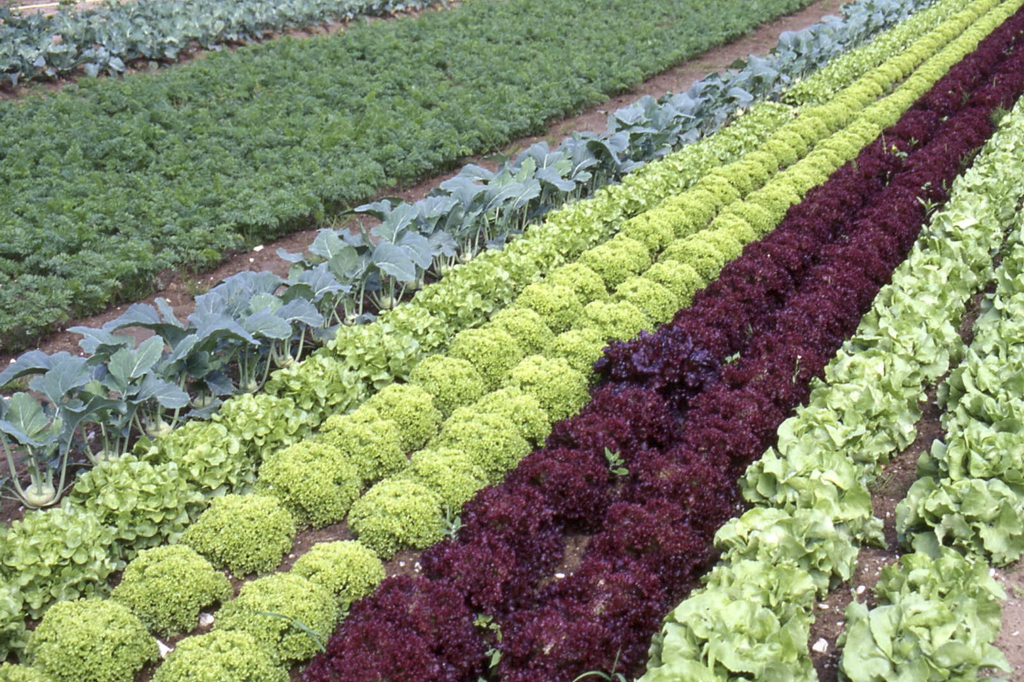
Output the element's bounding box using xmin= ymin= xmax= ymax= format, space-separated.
xmin=641 ymin=14 xmax=1024 ymax=680
xmin=301 ymin=2 xmax=1024 ymax=679
xmin=0 ymin=0 xmax=978 ymax=676
xmin=845 ymin=164 xmax=1024 ymax=678
xmin=0 ymin=0 xmax=933 ymax=513
xmin=0 ymin=0 xmax=445 ymax=85
xmin=0 ymin=0 xmax=821 ymax=352
xmin=839 ymin=223 xmax=1024 ymax=679
xmin=900 ymin=221 xmax=1024 ymax=562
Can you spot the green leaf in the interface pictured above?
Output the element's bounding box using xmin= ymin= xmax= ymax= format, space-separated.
xmin=327 ymin=245 xmax=370 ymax=284
xmin=372 ymin=242 xmax=419 ymax=283
xmin=867 ymin=608 xmax=894 ymax=659
xmin=0 ymin=350 xmax=56 ymax=388
xmin=309 ymin=230 xmax=347 ymax=261
xmin=276 ymin=298 xmax=323 ymax=328
xmin=243 ymin=310 xmax=293 ymax=340
xmin=0 ymin=393 xmax=53 ymax=444
xmin=122 ymin=336 xmax=165 ymax=382
xmin=135 ymin=375 xmax=190 ymax=409
xmin=27 ymin=355 xmax=93 ymax=406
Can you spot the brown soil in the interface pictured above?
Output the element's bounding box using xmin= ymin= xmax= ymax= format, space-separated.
xmin=0 ymin=0 xmax=852 ymax=371
xmin=992 ymin=565 xmax=1024 ymax=680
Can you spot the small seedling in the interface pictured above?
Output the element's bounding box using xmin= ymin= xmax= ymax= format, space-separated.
xmin=182 ymin=274 xmax=210 ymax=299
xmin=604 ymin=447 xmax=628 ymax=477
xmin=871 ymin=466 xmax=900 ymax=494
xmin=474 ymin=614 xmax=503 ymax=677
xmin=572 ymin=650 xmax=628 ymax=681
xmin=443 ymin=505 xmax=464 ymax=539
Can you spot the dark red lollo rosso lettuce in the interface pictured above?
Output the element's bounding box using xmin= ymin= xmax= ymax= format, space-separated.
xmin=497 ymin=558 xmax=666 ymax=682
xmin=305 ymin=10 xmax=1024 ymax=682
xmin=683 ymin=391 xmax=790 ymax=469
xmin=420 ymin=534 xmax=537 ymax=616
xmin=887 ymin=109 xmax=941 ymax=145
xmin=546 ymin=384 xmax=683 ymax=457
xmin=969 ymin=58 xmax=1024 ymax=110
xmin=415 ymin=484 xmax=565 ymax=618
xmin=584 ymin=500 xmax=713 ymax=599
xmin=301 ymin=575 xmax=487 ymax=682
xmin=456 ymin=485 xmax=564 ymax=577
xmin=504 ymin=446 xmax=616 ymax=534
xmin=621 ymin=446 xmax=738 ymax=540
xmin=697 ymin=253 xmax=797 ymax=315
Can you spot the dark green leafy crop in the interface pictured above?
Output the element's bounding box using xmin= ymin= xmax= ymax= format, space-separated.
xmin=0 ymin=0 xmax=815 ymax=351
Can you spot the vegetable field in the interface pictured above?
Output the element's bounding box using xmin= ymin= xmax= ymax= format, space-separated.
xmin=5 ymin=0 xmax=1024 ymax=679
xmin=0 ymin=0 xmax=817 ymax=353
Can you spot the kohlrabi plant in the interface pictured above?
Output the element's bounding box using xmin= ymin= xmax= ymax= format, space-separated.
xmin=189 ymin=271 xmax=323 ymax=395
xmin=1 ymin=392 xmax=72 ymax=509
xmin=78 ymin=336 xmax=191 ymax=454
xmin=0 ymin=353 xmax=99 ymax=508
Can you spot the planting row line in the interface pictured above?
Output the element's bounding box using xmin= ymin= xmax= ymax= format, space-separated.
xmin=899 ymin=221 xmax=1024 ymax=562
xmin=840 ymin=214 xmax=1024 ymax=679
xmin=0 ymin=0 xmax=933 ymax=512
xmin=0 ymin=0 xmax=990 ymax=673
xmin=839 ymin=230 xmax=1024 ymax=680
xmin=0 ymin=0 xmax=820 ymax=351
xmin=302 ymin=4 xmax=1024 ymax=680
xmin=642 ymin=41 xmax=1024 ymax=682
